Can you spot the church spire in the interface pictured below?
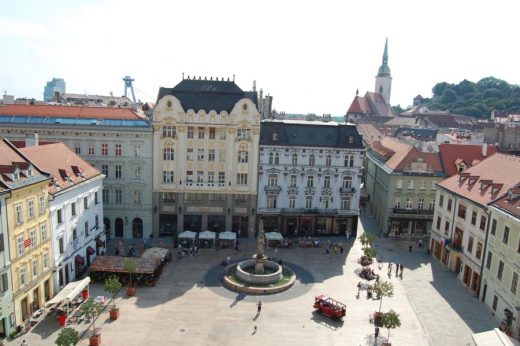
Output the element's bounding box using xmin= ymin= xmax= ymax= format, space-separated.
xmin=377 ymin=38 xmax=391 ymax=77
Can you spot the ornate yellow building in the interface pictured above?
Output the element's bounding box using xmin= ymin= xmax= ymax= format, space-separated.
xmin=0 ymin=139 xmax=53 ymax=329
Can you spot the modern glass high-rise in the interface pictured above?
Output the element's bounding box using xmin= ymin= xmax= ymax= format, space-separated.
xmin=43 ymin=78 xmax=66 ymax=101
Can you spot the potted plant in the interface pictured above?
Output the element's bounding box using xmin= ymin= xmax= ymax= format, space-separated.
xmin=82 ymin=298 xmax=103 ymax=346
xmin=363 ymin=247 xmax=377 ymax=259
xmin=55 ymin=327 xmax=79 ymax=346
xmin=372 ymin=281 xmax=394 ymax=326
xmin=380 ymin=310 xmax=401 ymax=346
xmin=123 ymin=259 xmax=137 ymax=296
xmin=104 ymin=275 xmax=122 ymax=320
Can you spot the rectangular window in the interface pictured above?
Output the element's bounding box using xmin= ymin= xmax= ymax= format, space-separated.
xmin=341 ymin=197 xmax=351 ymax=210
xmin=503 ymin=226 xmax=510 ymax=245
xmin=512 ymin=272 xmax=518 ymax=294
xmin=418 ymin=198 xmax=424 ymax=210
xmin=115 ymin=189 xmax=122 ymax=204
xmin=486 ymin=251 xmax=492 ymax=269
xmin=237 ymin=128 xmax=251 ymax=140
xmin=395 ymin=198 xmax=401 ymax=209
xmin=19 ymin=267 xmax=26 ymax=286
xmin=187 ymin=127 xmax=194 ymax=139
xmin=268 ymin=174 xmax=278 ymax=187
xmin=115 ymin=144 xmax=122 ymax=156
xmin=476 ymin=242 xmax=482 ymax=260
xmin=238 ymin=150 xmax=248 ymax=163
xmin=71 ymin=202 xmax=76 ymax=216
xmin=290 ymin=175 xmax=297 ymax=187
xmin=17 ymin=236 xmax=24 ymax=256
xmin=15 ymin=204 xmax=23 ymax=224
xmin=163 ymin=147 xmax=174 ymax=160
xmin=197 ymin=149 xmax=205 ymax=160
xmin=102 ymin=165 xmax=108 ymax=176
xmin=306 ymin=196 xmax=312 ymax=209
xmin=29 ymin=228 xmax=36 ymax=249
xmin=480 ymin=215 xmax=487 ymax=231
xmin=162 ymin=192 xmax=176 ymax=204
xmin=101 ymin=143 xmax=108 ymax=156
xmin=162 ymin=126 xmax=176 ymax=138
xmin=75 ymin=143 xmax=81 ymax=154
xmin=429 ymin=199 xmax=435 ymax=210
xmin=447 ymin=199 xmax=453 ymax=211
xmin=187 ymin=149 xmax=193 ymax=161
xmin=40 ymin=223 xmax=47 ymax=242
xmin=420 ymin=181 xmax=426 ymax=190
xmin=218 ymin=128 xmax=227 ymax=140
xmin=323 ymin=176 xmax=331 ymax=188
xmin=32 ymin=259 xmax=38 ymax=278
xmin=134 ymin=191 xmax=141 ymax=204
xmin=102 ymin=189 xmax=109 ymax=203
xmin=84 ymin=196 xmax=88 ymax=209
xmin=186 ymin=171 xmax=193 ymax=185
xmin=436 ymin=217 xmax=441 ymax=230
xmin=267 ymin=195 xmax=277 ymax=209
xmin=498 ymin=260 xmax=504 ymax=281
xmin=88 ymin=143 xmax=95 ymax=155
xmin=198 ymin=127 xmax=205 ymax=139
xmin=407 ymin=180 xmax=414 ymax=190
xmin=135 ymin=166 xmax=141 ymax=179
xmin=134 ymin=144 xmax=141 ymax=157
xmin=163 ymin=171 xmax=174 ymax=183
xmin=207 ymin=172 xmax=215 ymax=185
xmin=84 ymin=221 xmax=89 ymax=236
xmin=237 ymin=173 xmax=248 ymax=185
xmin=444 ymin=221 xmax=450 ymax=236
xmin=492 ymin=296 xmax=498 ymax=311
xmin=95 ymin=215 xmax=99 ymax=229
xmin=396 ymin=179 xmax=403 ymax=189
xmin=491 ymin=219 xmax=497 ymax=236
xmin=406 ymin=198 xmax=413 ymax=209
xmin=467 ymin=236 xmax=473 ymax=254
xmin=28 ymin=200 xmax=35 ymax=219
xmin=289 ymin=196 xmax=296 ymax=208
xmin=307 ymin=176 xmax=314 ymax=188
xmin=208 ymin=150 xmax=215 ymax=161
xmin=43 ymin=252 xmax=49 ymax=269
xmin=0 ymin=273 xmax=8 ymax=293
xmin=197 ymin=171 xmax=204 ymax=184
xmin=471 ymin=211 xmax=477 ymax=225
xmin=439 ymin=195 xmax=444 ymax=208
xmin=457 ymin=204 xmax=466 ymax=219
xmin=57 ymin=209 xmax=63 ymax=224
xmin=39 ymin=195 xmax=45 ymax=214
xmin=218 ymin=172 xmax=225 ymax=186
xmin=59 ymin=237 xmax=64 ymax=254
xmin=115 ymin=165 xmax=122 ymax=179
xmin=209 ymin=127 xmax=215 ymax=139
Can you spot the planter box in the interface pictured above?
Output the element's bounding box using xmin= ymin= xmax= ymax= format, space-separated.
xmin=109 ymin=308 xmax=120 ymax=320
xmin=126 ymin=286 xmax=136 ymax=297
xmin=374 ymin=312 xmax=383 ymax=327
xmin=89 ymin=334 xmax=101 ymax=346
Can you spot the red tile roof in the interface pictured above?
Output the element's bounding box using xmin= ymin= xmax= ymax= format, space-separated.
xmin=439 ymin=143 xmax=498 ymax=177
xmin=347 ymin=96 xmax=371 ymax=114
xmin=365 ymin=92 xmax=394 ymax=117
xmin=0 ymin=139 xmax=47 ymax=187
xmin=437 ymin=153 xmax=520 ymax=207
xmin=0 ymin=104 xmax=146 ymax=120
xmin=19 ymin=142 xmax=101 ymax=194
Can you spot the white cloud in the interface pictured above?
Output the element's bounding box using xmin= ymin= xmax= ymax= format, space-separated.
xmin=0 ymin=15 xmax=48 ymax=39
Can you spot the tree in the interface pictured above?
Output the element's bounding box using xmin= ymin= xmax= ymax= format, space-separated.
xmin=440 ymin=88 xmax=457 ymax=104
xmin=391 ymin=105 xmax=405 ymax=115
xmin=104 ymin=276 xmax=122 ymax=310
xmin=363 ymin=247 xmax=377 ymax=259
xmin=55 ymin=327 xmax=79 ymax=346
xmin=432 ymin=82 xmax=453 ymax=97
xmin=359 ymin=233 xmax=374 ymax=249
xmin=81 ymin=298 xmax=103 ymax=336
xmin=380 ymin=310 xmax=401 ymax=344
xmin=453 ymin=79 xmax=476 ymax=96
xmin=373 ymin=281 xmax=394 ymax=313
xmin=123 ymin=259 xmax=137 ymax=287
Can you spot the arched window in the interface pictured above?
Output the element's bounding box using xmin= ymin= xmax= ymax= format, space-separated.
xmin=132 ymin=218 xmax=143 ymax=239
xmin=163 ymin=143 xmax=174 ymax=161
xmin=274 ymin=153 xmax=280 ymax=165
xmin=292 ymin=153 xmax=298 ymax=166
xmin=309 ymin=154 xmax=315 ymax=166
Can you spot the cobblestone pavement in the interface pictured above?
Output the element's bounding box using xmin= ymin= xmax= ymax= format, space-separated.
xmin=8 ymin=213 xmax=497 ymax=346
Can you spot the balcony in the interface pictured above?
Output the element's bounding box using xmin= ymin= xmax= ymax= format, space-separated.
xmin=340 ymin=187 xmax=356 ymax=193
xmin=264 ymin=185 xmax=282 ymax=193
xmin=280 ymin=208 xmax=338 ymax=215
xmin=449 ymin=242 xmax=464 ymax=253
xmin=392 ymin=208 xmax=434 ymax=215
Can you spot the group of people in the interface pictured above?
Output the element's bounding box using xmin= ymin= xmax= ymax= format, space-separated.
xmin=325 ymin=240 xmax=344 ymax=255
xmin=177 ymin=244 xmax=198 ymax=259
xmin=387 ymin=262 xmax=404 ymax=278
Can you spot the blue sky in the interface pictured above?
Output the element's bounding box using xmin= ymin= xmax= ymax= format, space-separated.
xmin=1 ymin=0 xmax=519 ymax=115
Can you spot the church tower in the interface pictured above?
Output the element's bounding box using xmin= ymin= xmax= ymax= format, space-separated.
xmin=375 ymin=38 xmax=392 ymax=105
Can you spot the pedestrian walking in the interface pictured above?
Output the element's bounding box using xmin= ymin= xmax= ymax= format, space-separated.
xmin=375 ymin=326 xmax=379 ymax=339
xmin=387 ymin=262 xmax=392 ymax=274
xmin=400 ymin=263 xmax=404 ymax=276
xmin=340 ymin=246 xmax=344 ymax=254
xmin=395 ymin=263 xmax=399 ymax=276
xmin=409 ymin=244 xmax=413 ymax=252
xmin=257 ymin=301 xmax=262 ymax=314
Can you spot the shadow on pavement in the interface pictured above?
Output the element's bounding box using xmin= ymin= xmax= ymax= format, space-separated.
xmin=309 ymin=310 xmax=344 ymax=331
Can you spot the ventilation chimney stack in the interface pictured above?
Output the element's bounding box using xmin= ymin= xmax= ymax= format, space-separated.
xmin=482 ymin=142 xmax=488 ymax=157
xmin=25 ymin=133 xmax=39 ymax=147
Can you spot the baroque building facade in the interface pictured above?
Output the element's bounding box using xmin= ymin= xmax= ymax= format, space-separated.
xmin=152 ymin=78 xmax=260 ymax=238
xmin=0 ymin=104 xmax=152 ymax=239
xmin=257 ymin=120 xmax=364 ymax=237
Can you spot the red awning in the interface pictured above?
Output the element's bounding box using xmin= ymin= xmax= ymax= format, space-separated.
xmin=87 ymin=246 xmax=96 ymax=255
xmin=95 ymin=238 xmax=105 ymax=248
xmin=75 ymin=255 xmax=85 ymax=266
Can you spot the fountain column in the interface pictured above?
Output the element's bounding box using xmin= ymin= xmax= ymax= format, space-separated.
xmin=255 ymin=219 xmax=266 ymax=274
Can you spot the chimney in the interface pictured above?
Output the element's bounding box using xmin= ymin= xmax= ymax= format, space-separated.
xmin=25 ymin=133 xmax=39 ymax=147
xmin=482 ymin=142 xmax=488 ymax=157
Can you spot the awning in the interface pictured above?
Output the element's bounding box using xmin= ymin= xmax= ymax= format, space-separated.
xmin=87 ymin=246 xmax=96 ymax=255
xmin=219 ymin=231 xmax=236 ymax=240
xmin=45 ymin=277 xmax=91 ymax=307
xmin=178 ymin=230 xmax=197 ymax=239
xmin=75 ymin=255 xmax=85 ymax=266
xmin=95 ymin=238 xmax=105 ymax=247
xmin=198 ymin=230 xmax=216 ymax=240
xmin=265 ymin=232 xmax=283 ymax=241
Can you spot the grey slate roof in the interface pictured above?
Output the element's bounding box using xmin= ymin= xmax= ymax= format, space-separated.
xmin=260 ymin=120 xmax=364 ymax=149
xmin=156 ymin=79 xmax=257 ymax=113
xmin=395 ymin=127 xmax=438 ymax=141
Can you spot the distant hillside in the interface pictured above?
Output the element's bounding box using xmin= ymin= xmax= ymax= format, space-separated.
xmin=417 ymin=77 xmax=520 ymax=118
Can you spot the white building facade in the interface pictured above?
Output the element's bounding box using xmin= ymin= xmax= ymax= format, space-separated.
xmin=0 ymin=104 xmax=153 ymax=239
xmin=0 ymin=189 xmax=14 ymax=339
xmin=152 ymin=77 xmax=260 ymax=238
xmin=257 ymin=120 xmax=365 ymax=237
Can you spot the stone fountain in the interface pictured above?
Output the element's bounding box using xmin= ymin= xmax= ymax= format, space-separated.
xmin=222 ymin=219 xmax=296 ymax=295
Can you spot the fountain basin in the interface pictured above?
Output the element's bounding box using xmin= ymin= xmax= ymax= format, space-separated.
xmin=236 ymin=259 xmax=283 ymax=285
xmin=223 ymin=261 xmax=296 ymax=295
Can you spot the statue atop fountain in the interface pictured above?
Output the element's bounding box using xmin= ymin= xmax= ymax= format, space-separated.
xmin=255 ymin=219 xmax=266 ymax=274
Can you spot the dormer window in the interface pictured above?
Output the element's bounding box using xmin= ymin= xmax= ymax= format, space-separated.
xmin=27 ymin=167 xmax=33 ymax=177
xmin=13 ymin=171 xmax=19 ymax=180
xmin=491 ymin=183 xmax=503 ymax=195
xmin=459 ymin=172 xmax=470 ymax=183
xmin=272 ymin=133 xmax=278 ymax=141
